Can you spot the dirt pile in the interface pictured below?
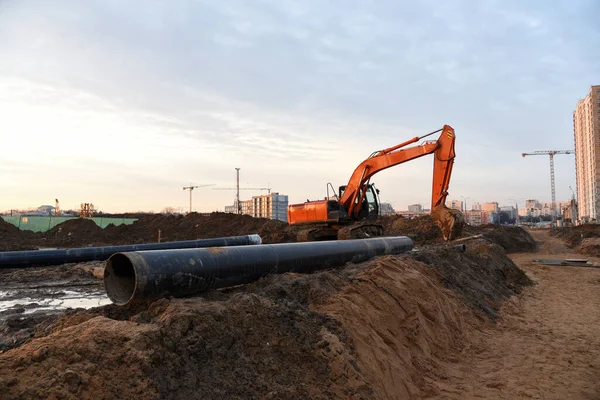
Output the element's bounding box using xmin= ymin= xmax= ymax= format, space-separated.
xmin=550 ymin=225 xmax=600 ymax=256
xmin=0 ymin=242 xmax=531 ymax=399
xmin=0 ymin=218 xmax=37 ymax=251
xmin=380 ymin=215 xmax=537 ymax=253
xmin=412 ymin=241 xmax=532 ymax=319
xmin=550 ymin=225 xmax=599 ymax=247
xmin=102 ymin=212 xmax=300 ymax=245
xmin=380 ymin=215 xmax=442 ymax=242
xmin=463 ymin=225 xmax=537 ymax=253
xmin=1 ymin=213 xmax=300 ymax=251
xmin=44 ymin=219 xmax=110 ymax=247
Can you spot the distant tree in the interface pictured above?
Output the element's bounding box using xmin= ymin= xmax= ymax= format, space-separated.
xmin=162 ymin=207 xmax=177 ymax=215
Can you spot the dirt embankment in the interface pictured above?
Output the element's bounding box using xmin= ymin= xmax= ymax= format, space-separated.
xmin=0 ymin=241 xmax=530 ymax=399
xmin=380 ymin=215 xmax=537 ymax=253
xmin=550 ymin=224 xmax=600 ymax=256
xmin=3 ymin=213 xmax=537 ymax=255
xmin=102 ymin=213 xmax=299 ymax=245
xmin=1 ymin=213 xmax=301 ymax=250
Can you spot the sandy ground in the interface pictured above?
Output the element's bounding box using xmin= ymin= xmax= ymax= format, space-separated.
xmin=442 ymin=229 xmax=600 ymax=399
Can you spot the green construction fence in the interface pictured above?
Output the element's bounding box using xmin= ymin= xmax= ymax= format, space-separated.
xmin=1 ymin=216 xmax=137 ymax=233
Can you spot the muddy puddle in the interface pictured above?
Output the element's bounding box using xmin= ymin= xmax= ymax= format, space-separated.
xmin=0 ymin=288 xmax=111 ymax=317
xmin=0 ymin=261 xmax=109 ymax=351
xmin=0 ymin=261 xmax=107 ymax=316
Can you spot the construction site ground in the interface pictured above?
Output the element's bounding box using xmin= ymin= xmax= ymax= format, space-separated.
xmin=0 ymin=215 xmax=598 ymax=399
xmin=440 ymin=229 xmax=600 ymax=399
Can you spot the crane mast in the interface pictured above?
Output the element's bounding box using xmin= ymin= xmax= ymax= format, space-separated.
xmin=521 ymin=150 xmax=574 ymax=226
xmin=183 ymin=183 xmax=215 ymax=213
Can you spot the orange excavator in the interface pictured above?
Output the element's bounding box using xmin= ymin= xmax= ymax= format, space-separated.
xmin=287 ymin=125 xmax=465 ymax=241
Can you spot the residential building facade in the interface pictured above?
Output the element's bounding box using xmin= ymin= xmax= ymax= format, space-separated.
xmin=481 ymin=202 xmax=499 ymax=212
xmin=465 ymin=210 xmax=496 ymax=226
xmin=574 ymin=85 xmax=600 ymax=221
xmin=252 ymin=193 xmax=288 ymax=221
xmin=225 ymin=193 xmax=289 ymax=222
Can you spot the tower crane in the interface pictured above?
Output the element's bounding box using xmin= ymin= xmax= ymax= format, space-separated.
xmin=183 ymin=183 xmax=215 ymax=213
xmin=521 ymin=150 xmax=574 ymax=226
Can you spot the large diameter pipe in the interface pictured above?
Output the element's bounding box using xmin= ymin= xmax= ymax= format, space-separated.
xmin=104 ymin=236 xmax=413 ymax=306
xmin=0 ymin=235 xmax=262 ymax=268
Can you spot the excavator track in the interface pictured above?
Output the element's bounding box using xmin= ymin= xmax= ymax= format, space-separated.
xmin=337 ymin=223 xmax=384 ymax=240
xmin=297 ymin=226 xmax=340 ymax=242
xmin=296 ymin=223 xmax=384 ymax=242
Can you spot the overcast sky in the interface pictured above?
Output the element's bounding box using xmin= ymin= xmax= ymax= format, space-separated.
xmin=1 ymin=0 xmax=598 ymax=213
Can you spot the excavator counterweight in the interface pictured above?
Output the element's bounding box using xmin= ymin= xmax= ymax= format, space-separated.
xmin=288 ymin=125 xmax=464 ymax=241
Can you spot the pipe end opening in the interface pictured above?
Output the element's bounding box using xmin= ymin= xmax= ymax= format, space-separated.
xmin=104 ymin=253 xmax=136 ymax=305
xmin=249 ymin=234 xmax=262 ymax=245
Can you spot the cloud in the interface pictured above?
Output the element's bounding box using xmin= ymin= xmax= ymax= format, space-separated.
xmin=0 ymin=0 xmax=598 ymax=211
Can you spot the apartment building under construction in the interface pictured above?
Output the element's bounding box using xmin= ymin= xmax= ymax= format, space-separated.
xmin=225 ymin=193 xmax=289 ymax=222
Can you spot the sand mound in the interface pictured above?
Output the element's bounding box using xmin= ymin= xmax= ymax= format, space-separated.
xmin=316 ymin=257 xmax=476 ymax=399
xmin=0 ymin=242 xmax=531 ymax=399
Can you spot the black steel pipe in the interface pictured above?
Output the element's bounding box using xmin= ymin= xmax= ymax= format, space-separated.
xmin=104 ymin=236 xmax=414 ymax=305
xmin=0 ymin=235 xmax=262 ymax=268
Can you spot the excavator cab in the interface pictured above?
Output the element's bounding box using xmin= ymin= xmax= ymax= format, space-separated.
xmin=339 ymin=184 xmax=379 ymax=221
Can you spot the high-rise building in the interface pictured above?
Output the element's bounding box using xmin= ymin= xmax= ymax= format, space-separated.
xmin=574 ymin=85 xmax=600 ymax=220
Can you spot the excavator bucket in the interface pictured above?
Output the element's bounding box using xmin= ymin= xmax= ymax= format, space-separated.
xmin=430 ymin=206 xmax=465 ymax=241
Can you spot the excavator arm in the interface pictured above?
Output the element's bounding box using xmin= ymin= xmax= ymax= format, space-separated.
xmin=339 ymin=125 xmax=464 ymax=240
